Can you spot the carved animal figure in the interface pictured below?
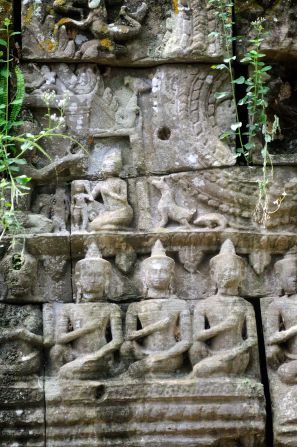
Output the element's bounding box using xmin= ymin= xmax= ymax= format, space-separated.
xmin=194 ymin=213 xmax=227 ymax=229
xmin=151 ymin=177 xmax=195 ymax=228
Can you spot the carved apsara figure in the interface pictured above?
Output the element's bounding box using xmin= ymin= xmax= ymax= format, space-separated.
xmin=265 ymin=248 xmax=297 ymax=384
xmin=190 ymin=239 xmax=257 ymax=377
xmin=71 ymin=180 xmax=93 ymax=231
xmin=89 ymin=150 xmax=133 ymax=231
xmin=122 ymin=240 xmax=191 ymax=378
xmin=48 ymin=242 xmax=123 ymax=380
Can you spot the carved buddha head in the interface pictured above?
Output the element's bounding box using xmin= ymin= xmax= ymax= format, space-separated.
xmin=0 ymin=245 xmax=37 ymax=299
xmin=275 ymin=247 xmax=297 ymax=295
xmin=143 ymin=240 xmax=175 ymax=298
xmin=102 ymin=150 xmax=122 ymax=178
xmin=210 ymin=239 xmax=245 ymax=295
xmin=75 ymin=241 xmax=112 ymax=302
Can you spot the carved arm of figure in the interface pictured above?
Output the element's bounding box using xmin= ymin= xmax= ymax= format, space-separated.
xmin=22 ymin=151 xmax=85 ymax=182
xmin=194 ymin=311 xmax=239 ymax=342
xmin=0 ymin=328 xmax=43 ymax=347
xmin=56 ymin=318 xmax=102 ymax=345
xmin=88 ymin=310 xmax=123 ymax=360
xmin=126 ymin=317 xmax=173 ymax=341
xmin=265 ymin=302 xmax=292 ymax=367
xmin=56 ymin=10 xmax=95 ymax=31
xmin=147 ymin=309 xmax=191 ymax=364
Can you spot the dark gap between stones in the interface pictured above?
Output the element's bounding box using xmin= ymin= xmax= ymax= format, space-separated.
xmin=246 ymin=297 xmax=274 ymax=447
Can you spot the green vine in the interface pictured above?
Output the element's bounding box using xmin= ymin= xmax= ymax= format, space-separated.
xmin=209 ymin=0 xmax=283 ymax=225
xmin=0 ymin=18 xmax=84 ymax=242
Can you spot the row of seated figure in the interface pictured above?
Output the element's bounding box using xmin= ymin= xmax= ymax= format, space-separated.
xmin=1 ymin=239 xmax=257 ymax=382
xmin=2 ymin=238 xmax=297 ymax=385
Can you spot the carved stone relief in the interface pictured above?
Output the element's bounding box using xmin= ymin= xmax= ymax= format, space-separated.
xmin=21 ymin=0 xmax=223 ymax=63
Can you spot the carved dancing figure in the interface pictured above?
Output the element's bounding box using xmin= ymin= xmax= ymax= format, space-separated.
xmin=122 ymin=240 xmax=191 ymax=378
xmin=71 ymin=180 xmax=93 ymax=231
xmin=89 ymin=150 xmax=133 ymax=231
xmin=49 ymin=242 xmax=123 ymax=380
xmin=265 ymin=248 xmax=297 ymax=384
xmin=190 ymin=239 xmax=257 ymax=377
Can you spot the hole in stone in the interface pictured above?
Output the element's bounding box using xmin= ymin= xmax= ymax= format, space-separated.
xmin=95 ymin=385 xmax=106 ymax=400
xmin=157 ymin=127 xmax=171 ymax=140
xmin=12 ymin=254 xmax=23 ymax=271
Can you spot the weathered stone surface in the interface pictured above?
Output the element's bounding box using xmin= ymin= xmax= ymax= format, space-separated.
xmin=21 ymin=0 xmax=223 ymax=64
xmin=262 ymin=248 xmax=297 ymax=446
xmin=44 ymin=378 xmax=265 ymax=447
xmin=23 ymin=63 xmax=236 ymax=173
xmin=236 ymin=1 xmax=297 ymax=60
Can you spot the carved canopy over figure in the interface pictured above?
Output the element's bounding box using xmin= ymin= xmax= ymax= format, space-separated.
xmin=122 ymin=240 xmax=191 ymax=378
xmin=265 ymin=248 xmax=297 ymax=384
xmin=190 ymin=239 xmax=257 ymax=377
xmin=48 ymin=241 xmax=122 ymax=380
xmin=89 ymin=150 xmax=133 ymax=231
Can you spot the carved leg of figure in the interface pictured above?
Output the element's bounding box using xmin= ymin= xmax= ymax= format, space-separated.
xmin=82 ymin=209 xmax=89 ymax=231
xmin=89 ymin=206 xmax=133 ymax=231
xmin=50 ymin=344 xmax=73 ymax=373
xmin=58 ymin=350 xmax=111 ymax=379
xmin=191 ymin=350 xmax=250 ymax=378
xmin=157 ymin=210 xmax=169 ymax=227
xmin=180 ymin=217 xmax=192 ymax=228
xmin=278 ymin=361 xmax=297 ymax=384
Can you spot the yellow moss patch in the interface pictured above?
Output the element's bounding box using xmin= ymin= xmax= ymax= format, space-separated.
xmin=54 ymin=0 xmax=66 ymax=5
xmin=172 ymin=0 xmax=179 ymax=14
xmin=57 ymin=17 xmax=73 ymax=26
xmin=40 ymin=39 xmax=57 ymax=53
xmin=23 ymin=4 xmax=33 ymax=25
xmin=100 ymin=38 xmax=114 ymax=51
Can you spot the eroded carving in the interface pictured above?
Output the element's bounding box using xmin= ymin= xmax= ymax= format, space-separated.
xmin=0 ymin=245 xmax=37 ymax=302
xmin=190 ymin=240 xmax=258 ymax=378
xmin=122 ymin=240 xmax=191 ymax=378
xmin=45 ymin=241 xmax=123 ymax=379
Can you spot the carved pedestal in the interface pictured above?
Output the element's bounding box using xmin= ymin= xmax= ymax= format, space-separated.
xmin=45 ymin=379 xmax=265 ymax=447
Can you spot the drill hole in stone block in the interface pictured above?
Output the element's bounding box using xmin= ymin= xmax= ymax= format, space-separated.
xmin=157 ymin=126 xmax=171 ymax=141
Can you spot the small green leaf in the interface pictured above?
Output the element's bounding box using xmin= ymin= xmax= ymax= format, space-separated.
xmin=231 ymin=122 xmax=242 ymax=131
xmin=214 ymin=91 xmax=230 ymax=99
xmin=233 ymin=76 xmax=246 ymax=84
xmin=0 ymin=39 xmax=7 ymax=47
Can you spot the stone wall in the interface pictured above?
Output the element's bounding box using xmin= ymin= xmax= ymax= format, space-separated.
xmin=1 ymin=1 xmax=297 ymax=446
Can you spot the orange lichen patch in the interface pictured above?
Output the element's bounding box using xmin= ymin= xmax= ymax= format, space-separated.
xmin=172 ymin=0 xmax=179 ymax=14
xmin=100 ymin=38 xmax=114 ymax=51
xmin=87 ymin=136 xmax=94 ymax=146
xmin=39 ymin=39 xmax=57 ymax=53
xmin=23 ymin=4 xmax=33 ymax=25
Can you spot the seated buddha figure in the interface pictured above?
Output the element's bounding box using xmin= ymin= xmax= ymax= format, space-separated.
xmin=122 ymin=240 xmax=191 ymax=378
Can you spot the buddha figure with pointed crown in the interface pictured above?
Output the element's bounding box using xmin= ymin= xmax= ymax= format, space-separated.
xmin=265 ymin=247 xmax=297 ymax=384
xmin=190 ymin=239 xmax=257 ymax=377
xmin=49 ymin=241 xmax=123 ymax=380
xmin=89 ymin=150 xmax=133 ymax=231
xmin=122 ymin=240 xmax=191 ymax=378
